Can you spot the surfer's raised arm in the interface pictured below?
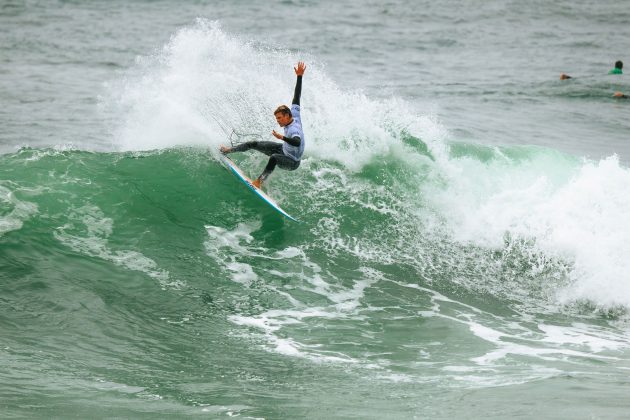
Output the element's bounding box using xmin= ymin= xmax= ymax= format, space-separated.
xmin=292 ymin=61 xmax=306 ymax=105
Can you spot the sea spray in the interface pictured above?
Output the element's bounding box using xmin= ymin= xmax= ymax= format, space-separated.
xmin=107 ymin=20 xmax=447 ymax=169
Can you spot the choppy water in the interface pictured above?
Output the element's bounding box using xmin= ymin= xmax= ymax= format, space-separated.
xmin=2 ymin=1 xmax=630 ymax=418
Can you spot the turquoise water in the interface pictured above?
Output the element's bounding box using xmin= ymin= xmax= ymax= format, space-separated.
xmin=2 ymin=1 xmax=630 ymax=418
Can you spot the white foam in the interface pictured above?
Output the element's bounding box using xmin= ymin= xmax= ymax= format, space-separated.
xmin=538 ymin=323 xmax=630 ymax=353
xmin=229 ymin=307 xmax=349 ymax=363
xmin=443 ymin=366 xmax=563 ymax=388
xmin=226 ymin=266 xmax=383 ymax=363
xmin=225 ymin=262 xmax=258 ymax=286
xmin=204 ymin=222 xmax=262 ymax=285
xmin=461 ymin=312 xmax=623 ymax=366
xmin=205 ymin=223 xmax=255 ymax=249
xmin=428 ymin=151 xmax=630 ymax=309
xmin=209 ymin=229 xmax=372 ymax=353
xmin=107 ymin=20 xmax=447 ymax=172
xmin=0 ymin=184 xmax=38 ymax=236
xmin=396 ymin=281 xmax=630 ymax=373
xmin=54 ymin=205 xmax=177 ymax=288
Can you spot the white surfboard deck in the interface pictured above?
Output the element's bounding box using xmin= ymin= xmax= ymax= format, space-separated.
xmin=220 ymin=154 xmax=298 ymax=222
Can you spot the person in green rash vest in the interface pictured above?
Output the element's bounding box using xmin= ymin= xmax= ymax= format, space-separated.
xmin=609 ymin=60 xmax=623 ymax=75
xmin=560 ymin=60 xmax=624 ymax=80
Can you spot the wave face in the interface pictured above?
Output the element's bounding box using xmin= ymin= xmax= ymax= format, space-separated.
xmin=3 ymin=21 xmax=630 ymax=418
xmin=102 ymin=21 xmax=630 ymax=311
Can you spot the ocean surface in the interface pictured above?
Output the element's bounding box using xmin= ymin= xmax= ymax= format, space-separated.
xmin=2 ymin=0 xmax=630 ymax=418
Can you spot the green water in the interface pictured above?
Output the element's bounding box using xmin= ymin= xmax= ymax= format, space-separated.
xmin=2 ymin=146 xmax=630 ymax=418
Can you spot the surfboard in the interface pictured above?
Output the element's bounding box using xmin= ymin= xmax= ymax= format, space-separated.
xmin=219 ymin=154 xmax=298 ymax=222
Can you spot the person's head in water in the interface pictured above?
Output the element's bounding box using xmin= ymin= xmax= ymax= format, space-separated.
xmin=274 ymin=105 xmax=293 ymax=127
xmin=615 ymin=60 xmax=623 ymax=70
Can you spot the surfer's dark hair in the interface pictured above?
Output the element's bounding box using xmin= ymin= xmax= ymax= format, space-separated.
xmin=615 ymin=60 xmax=623 ymax=69
xmin=274 ymin=105 xmax=292 ymax=117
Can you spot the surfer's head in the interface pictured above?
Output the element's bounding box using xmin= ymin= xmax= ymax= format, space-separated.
xmin=615 ymin=60 xmax=623 ymax=70
xmin=274 ymin=105 xmax=293 ymax=127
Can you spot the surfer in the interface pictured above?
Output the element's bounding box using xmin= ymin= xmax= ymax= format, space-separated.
xmin=561 ymin=60 xmax=623 ymax=80
xmin=220 ymin=61 xmax=306 ymax=189
xmin=608 ymin=60 xmax=623 ymax=75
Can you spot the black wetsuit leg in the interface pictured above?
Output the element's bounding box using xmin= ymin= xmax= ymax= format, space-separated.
xmin=259 ymin=154 xmax=300 ymax=181
xmin=228 ymin=141 xmax=299 ymax=181
xmin=230 ymin=141 xmax=283 ymax=156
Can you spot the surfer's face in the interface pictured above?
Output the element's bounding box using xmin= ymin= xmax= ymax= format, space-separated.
xmin=275 ymin=112 xmax=292 ymax=127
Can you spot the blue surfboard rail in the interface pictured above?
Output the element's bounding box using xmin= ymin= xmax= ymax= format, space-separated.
xmin=220 ymin=154 xmax=299 ymax=222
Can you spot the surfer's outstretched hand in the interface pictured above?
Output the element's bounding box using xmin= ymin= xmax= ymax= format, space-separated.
xmin=294 ymin=61 xmax=306 ymax=76
xmin=272 ymin=130 xmax=283 ymax=140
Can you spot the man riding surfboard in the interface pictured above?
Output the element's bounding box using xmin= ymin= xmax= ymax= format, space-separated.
xmin=220 ymin=61 xmax=306 ymax=189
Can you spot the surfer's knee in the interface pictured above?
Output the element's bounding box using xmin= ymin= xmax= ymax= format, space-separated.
xmin=278 ymin=155 xmax=300 ymax=171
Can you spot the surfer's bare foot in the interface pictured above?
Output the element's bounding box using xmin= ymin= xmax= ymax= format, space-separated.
xmin=220 ymin=145 xmax=231 ymax=154
xmin=252 ymin=178 xmax=262 ymax=189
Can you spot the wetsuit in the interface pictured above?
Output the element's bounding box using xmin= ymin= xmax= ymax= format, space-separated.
xmin=229 ymin=75 xmax=304 ymax=182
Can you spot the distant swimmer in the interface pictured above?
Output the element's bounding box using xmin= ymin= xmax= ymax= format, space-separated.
xmin=560 ymin=60 xmax=624 ymax=80
xmin=613 ymin=91 xmax=628 ymax=99
xmin=220 ymin=62 xmax=306 ymax=189
xmin=608 ymin=60 xmax=623 ymax=75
